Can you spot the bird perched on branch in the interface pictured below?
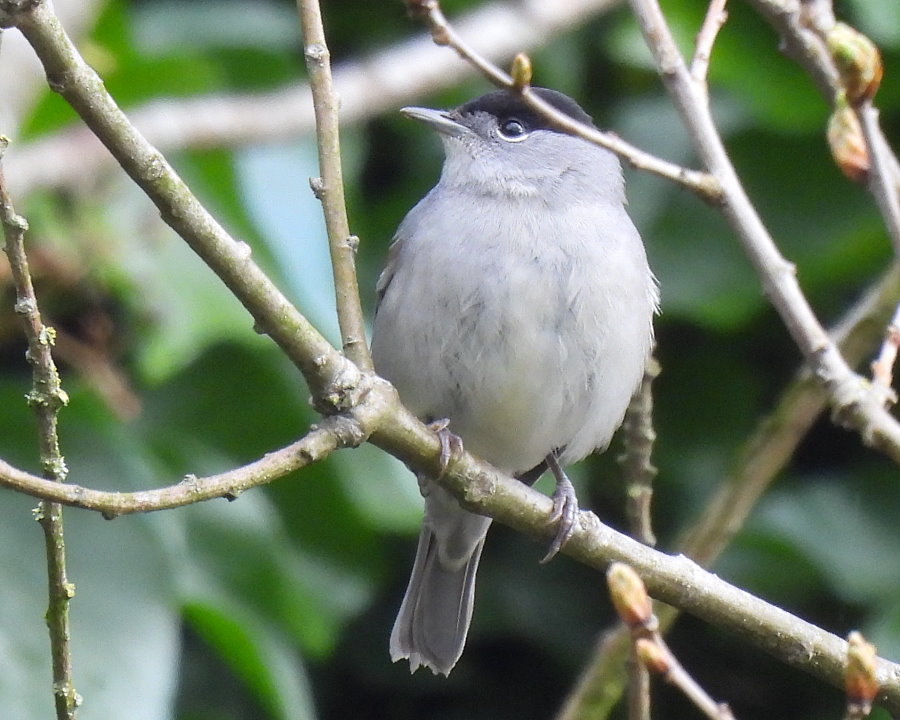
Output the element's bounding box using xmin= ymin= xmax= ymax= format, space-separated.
xmin=371 ymin=87 xmax=658 ymax=676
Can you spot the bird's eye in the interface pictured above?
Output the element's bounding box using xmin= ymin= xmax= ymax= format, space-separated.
xmin=498 ymin=118 xmax=528 ymax=141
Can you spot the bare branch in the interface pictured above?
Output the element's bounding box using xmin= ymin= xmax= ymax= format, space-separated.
xmin=393 ymin=442 xmax=900 ymax=711
xmin=407 ymin=0 xmax=514 ymax=86
xmin=747 ymin=0 xmax=900 ymax=191
xmin=297 ymin=0 xmax=371 ymax=371
xmin=858 ymin=103 xmax=900 ymax=259
xmin=690 ymin=0 xmax=728 ymax=87
xmin=4 ymin=0 xmax=625 ymax=196
xmin=0 ymin=139 xmax=79 ymax=720
xmin=0 ymin=416 xmax=363 ymax=516
xmin=3 ymin=0 xmax=359 ymax=409
xmin=627 ymin=0 xmax=900 ymax=462
xmin=608 ymin=565 xmax=736 ymax=720
xmin=406 ymin=0 xmax=723 ymax=202
xmin=871 ymin=301 xmax=900 ymax=392
xmin=626 ymin=650 xmax=652 ymax=720
xmin=619 ymin=357 xmax=660 ymax=547
xmin=5 ymin=382 xmax=899 ymax=711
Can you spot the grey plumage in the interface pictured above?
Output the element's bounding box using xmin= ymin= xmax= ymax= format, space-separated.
xmin=372 ymin=88 xmax=659 ymax=676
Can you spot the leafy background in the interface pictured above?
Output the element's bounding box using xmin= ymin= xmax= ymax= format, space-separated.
xmin=1 ymin=0 xmax=899 ymax=718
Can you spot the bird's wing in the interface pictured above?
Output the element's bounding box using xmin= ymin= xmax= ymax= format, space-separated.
xmin=374 ymin=234 xmax=406 ymax=316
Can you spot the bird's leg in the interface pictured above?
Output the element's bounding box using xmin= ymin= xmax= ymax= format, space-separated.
xmin=541 ymin=452 xmax=579 ymax=563
xmin=427 ymin=418 xmax=463 ymax=478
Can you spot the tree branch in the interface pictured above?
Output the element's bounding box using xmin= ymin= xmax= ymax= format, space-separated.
xmin=747 ymin=0 xmax=900 ymax=191
xmin=6 ymin=384 xmax=899 ymax=713
xmin=423 ymin=453 xmax=900 ymax=712
xmin=1 ymin=0 xmax=355 ymax=408
xmin=3 ymin=0 xmax=625 ymax=197
xmin=871 ymin=301 xmax=900 ymax=391
xmin=0 ymin=138 xmax=79 ymax=720
xmin=619 ymin=357 xmax=660 ymax=547
xmin=0 ymin=414 xmax=368 ymax=516
xmin=626 ymin=0 xmax=900 ymax=462
xmin=858 ymin=103 xmax=900 ymax=259
xmin=297 ymin=0 xmax=371 ymax=371
xmin=689 ymin=0 xmax=728 ymax=87
xmin=406 ymin=0 xmax=722 ymax=202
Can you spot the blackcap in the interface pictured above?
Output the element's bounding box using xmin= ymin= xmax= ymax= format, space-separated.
xmin=371 ymin=88 xmax=659 ymax=676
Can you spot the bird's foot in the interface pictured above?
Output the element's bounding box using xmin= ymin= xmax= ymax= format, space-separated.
xmin=541 ymin=453 xmax=579 ymax=564
xmin=427 ymin=418 xmax=463 ymax=478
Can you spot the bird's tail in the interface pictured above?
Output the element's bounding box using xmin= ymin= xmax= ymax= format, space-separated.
xmin=390 ymin=503 xmax=491 ymax=676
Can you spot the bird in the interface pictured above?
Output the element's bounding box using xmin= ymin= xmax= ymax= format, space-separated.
xmin=370 ymin=87 xmax=659 ymax=676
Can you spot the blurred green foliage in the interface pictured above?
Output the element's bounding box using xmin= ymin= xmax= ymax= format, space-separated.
xmin=1 ymin=0 xmax=899 ymax=719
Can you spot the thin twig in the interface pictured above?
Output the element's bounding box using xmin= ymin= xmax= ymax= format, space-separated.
xmin=627 ymin=645 xmax=652 ymax=720
xmin=0 ymin=416 xmax=365 ymax=516
xmin=858 ymin=103 xmax=900 ymax=260
xmin=5 ymin=0 xmax=624 ymax=196
xmin=0 ymin=138 xmax=79 ymax=719
xmin=4 ymin=0 xmax=355 ymax=406
xmin=296 ymin=0 xmax=371 ymax=371
xmin=522 ymin=87 xmax=722 ymax=203
xmin=690 ymin=0 xmax=728 ymax=87
xmin=407 ymin=0 xmax=511 ymax=85
xmin=871 ymin=301 xmax=900 ymax=391
xmin=627 ymin=0 xmax=900 ymax=460
xmin=406 ymin=0 xmax=722 ymax=202
xmin=746 ymin=0 xmax=900 ymax=197
xmin=619 ymin=356 xmax=660 ymax=547
xmin=647 ymin=634 xmax=736 ymax=720
xmin=608 ymin=564 xmax=736 ymax=720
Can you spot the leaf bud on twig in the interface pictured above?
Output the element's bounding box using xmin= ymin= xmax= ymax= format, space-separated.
xmin=511 ymin=53 xmax=532 ymax=90
xmin=635 ymin=637 xmax=670 ymax=675
xmin=607 ymin=562 xmax=653 ymax=628
xmin=845 ymin=630 xmax=879 ymax=717
xmin=827 ymin=22 xmax=883 ymax=104
xmin=827 ymin=93 xmax=870 ymax=182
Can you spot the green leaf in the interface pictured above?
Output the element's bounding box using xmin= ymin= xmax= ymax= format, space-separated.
xmin=750 ymin=479 xmax=900 ymax=603
xmin=178 ymin=492 xmax=371 ymax=658
xmin=332 ymin=444 xmax=423 ymax=533
xmin=183 ymin=602 xmax=316 ymax=720
xmin=845 ymin=0 xmax=900 ymax=47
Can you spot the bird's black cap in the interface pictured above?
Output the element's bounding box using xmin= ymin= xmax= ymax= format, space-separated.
xmin=455 ymin=87 xmax=595 ymax=133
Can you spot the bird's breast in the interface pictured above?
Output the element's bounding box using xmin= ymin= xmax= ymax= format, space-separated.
xmin=371 ymin=196 xmax=655 ymax=473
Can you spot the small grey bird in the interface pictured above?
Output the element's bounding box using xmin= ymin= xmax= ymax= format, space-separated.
xmin=371 ymin=88 xmax=658 ymax=676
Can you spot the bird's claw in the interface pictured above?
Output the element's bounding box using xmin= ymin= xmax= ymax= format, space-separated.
xmin=541 ymin=456 xmax=579 ymax=564
xmin=428 ymin=418 xmax=463 ymax=478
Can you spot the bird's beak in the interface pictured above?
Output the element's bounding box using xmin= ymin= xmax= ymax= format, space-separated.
xmin=401 ymin=106 xmax=469 ymax=138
